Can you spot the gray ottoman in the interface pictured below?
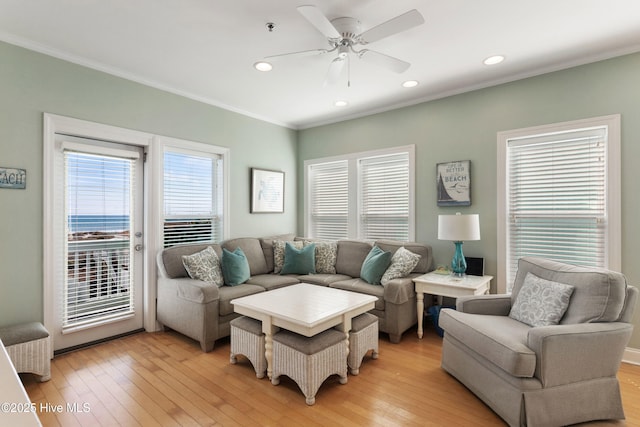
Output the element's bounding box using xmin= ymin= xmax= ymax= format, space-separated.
xmin=271 ymin=328 xmax=347 ymax=405
xmin=230 ymin=316 xmax=267 ymax=378
xmin=346 ymin=313 xmax=379 ymax=375
xmin=0 ymin=322 xmax=51 ymax=382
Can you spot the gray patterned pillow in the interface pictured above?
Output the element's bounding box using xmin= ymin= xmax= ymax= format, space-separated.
xmin=182 ymin=246 xmax=224 ymax=287
xmin=509 ymin=272 xmax=575 ymax=327
xmin=273 ymin=240 xmax=303 ymax=273
xmin=304 ymin=240 xmax=337 ymax=274
xmin=381 ymin=246 xmax=421 ymax=285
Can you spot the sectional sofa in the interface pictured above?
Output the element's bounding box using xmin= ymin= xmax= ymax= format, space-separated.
xmin=156 ymin=234 xmax=433 ymax=351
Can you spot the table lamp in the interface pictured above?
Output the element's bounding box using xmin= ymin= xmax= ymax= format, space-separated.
xmin=438 ymin=213 xmax=481 ymax=277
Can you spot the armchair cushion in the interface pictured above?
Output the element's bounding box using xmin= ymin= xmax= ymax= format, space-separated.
xmin=513 ymin=257 xmax=627 ymax=324
xmin=439 ymin=309 xmax=536 ymax=377
xmin=509 ymin=272 xmax=574 ymax=327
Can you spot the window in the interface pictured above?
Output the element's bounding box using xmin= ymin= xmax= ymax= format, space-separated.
xmin=497 ymin=115 xmax=621 ymax=293
xmin=163 ymin=146 xmax=226 ymax=247
xmin=305 ymin=145 xmax=415 ymax=241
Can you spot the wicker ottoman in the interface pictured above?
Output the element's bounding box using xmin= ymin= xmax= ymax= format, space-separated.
xmin=271 ymin=328 xmax=347 ymax=405
xmin=230 ymin=316 xmax=267 ymax=378
xmin=346 ymin=313 xmax=379 ymax=375
xmin=0 ymin=322 xmax=51 ymax=382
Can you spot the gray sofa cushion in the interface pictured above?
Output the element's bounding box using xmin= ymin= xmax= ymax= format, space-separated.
xmin=219 ymin=284 xmax=264 ymax=316
xmin=439 ymin=309 xmax=536 ymax=378
xmin=335 ymin=240 xmax=373 ymax=277
xmin=297 ymin=273 xmax=351 ymax=287
xmin=375 ymin=240 xmax=433 ymax=274
xmin=222 ymin=238 xmax=270 ymax=276
xmin=162 ymin=243 xmax=223 ymax=279
xmin=330 ymin=278 xmax=385 ymax=311
xmin=247 ymin=274 xmax=300 ymax=290
xmin=513 ymin=257 xmax=627 ymax=324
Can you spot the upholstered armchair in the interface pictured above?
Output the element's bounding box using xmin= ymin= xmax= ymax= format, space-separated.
xmin=439 ymin=257 xmax=638 ymax=427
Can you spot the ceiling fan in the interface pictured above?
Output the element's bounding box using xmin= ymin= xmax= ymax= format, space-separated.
xmin=264 ymin=5 xmax=425 ymax=86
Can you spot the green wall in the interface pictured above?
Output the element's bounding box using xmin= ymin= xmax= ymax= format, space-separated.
xmin=297 ymin=52 xmax=640 ymax=349
xmin=0 ymin=41 xmax=297 ymax=326
xmin=2 ymin=39 xmax=639 ymax=350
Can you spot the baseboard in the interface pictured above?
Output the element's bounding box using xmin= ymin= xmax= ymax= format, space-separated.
xmin=623 ymin=347 xmax=640 ymax=366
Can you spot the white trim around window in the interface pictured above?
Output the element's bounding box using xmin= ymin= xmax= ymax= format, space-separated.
xmin=497 ymin=115 xmax=621 ymax=293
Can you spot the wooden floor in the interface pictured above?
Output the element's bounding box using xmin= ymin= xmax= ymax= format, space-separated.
xmin=21 ymin=326 xmax=640 ymax=427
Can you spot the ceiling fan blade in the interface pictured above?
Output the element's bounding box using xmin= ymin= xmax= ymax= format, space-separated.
xmin=324 ymin=57 xmax=346 ymax=86
xmin=297 ymin=5 xmax=341 ymax=39
xmin=265 ymin=48 xmax=328 ymax=60
xmin=359 ymin=50 xmax=410 ymax=73
xmin=359 ymin=9 xmax=425 ymax=44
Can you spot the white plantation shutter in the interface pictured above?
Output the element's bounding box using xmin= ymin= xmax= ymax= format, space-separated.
xmin=309 ymin=160 xmax=349 ymax=239
xmin=506 ymin=127 xmax=608 ymax=288
xmin=359 ymin=152 xmax=410 ymax=240
xmin=163 ymin=149 xmax=223 ymax=247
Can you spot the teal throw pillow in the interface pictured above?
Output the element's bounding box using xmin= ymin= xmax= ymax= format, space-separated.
xmin=281 ymin=242 xmax=316 ymax=275
xmin=360 ymin=246 xmax=392 ymax=285
xmin=221 ymin=247 xmax=251 ymax=286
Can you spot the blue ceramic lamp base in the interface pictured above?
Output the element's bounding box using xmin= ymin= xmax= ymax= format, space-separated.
xmin=450 ymin=241 xmax=467 ymax=277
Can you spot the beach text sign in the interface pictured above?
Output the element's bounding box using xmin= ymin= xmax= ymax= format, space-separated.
xmin=0 ymin=167 xmax=26 ymax=189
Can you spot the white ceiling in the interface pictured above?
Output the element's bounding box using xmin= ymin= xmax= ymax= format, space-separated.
xmin=2 ymin=0 xmax=640 ymax=129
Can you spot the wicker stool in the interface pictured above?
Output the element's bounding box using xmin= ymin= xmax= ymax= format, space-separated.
xmin=230 ymin=316 xmax=267 ymax=378
xmin=0 ymin=322 xmax=51 ymax=382
xmin=271 ymin=328 xmax=347 ymax=405
xmin=346 ymin=313 xmax=379 ymax=375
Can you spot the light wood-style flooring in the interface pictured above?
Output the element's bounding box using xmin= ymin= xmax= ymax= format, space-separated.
xmin=21 ymin=326 xmax=640 ymax=426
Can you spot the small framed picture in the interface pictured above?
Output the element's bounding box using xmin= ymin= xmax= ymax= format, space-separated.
xmin=437 ymin=160 xmax=471 ymax=206
xmin=250 ymin=168 xmax=285 ymax=213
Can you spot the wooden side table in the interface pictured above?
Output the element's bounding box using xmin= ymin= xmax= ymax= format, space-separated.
xmin=412 ymin=272 xmax=493 ymax=339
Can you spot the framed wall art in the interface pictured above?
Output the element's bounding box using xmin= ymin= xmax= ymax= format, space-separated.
xmin=436 ymin=160 xmax=471 ymax=206
xmin=250 ymin=168 xmax=284 ymax=213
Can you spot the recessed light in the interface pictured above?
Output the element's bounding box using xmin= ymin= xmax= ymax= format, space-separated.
xmin=334 ymin=100 xmax=348 ymax=107
xmin=483 ymin=55 xmax=505 ymax=65
xmin=402 ymin=80 xmax=419 ymax=88
xmin=254 ymin=61 xmax=273 ymax=72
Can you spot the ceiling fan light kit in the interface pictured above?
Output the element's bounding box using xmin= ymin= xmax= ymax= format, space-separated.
xmin=256 ymin=6 xmax=425 ymax=86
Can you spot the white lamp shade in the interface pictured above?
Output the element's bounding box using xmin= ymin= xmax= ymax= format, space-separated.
xmin=438 ymin=213 xmax=481 ymax=241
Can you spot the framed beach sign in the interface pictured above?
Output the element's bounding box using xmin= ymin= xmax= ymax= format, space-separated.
xmin=0 ymin=167 xmax=26 ymax=189
xmin=436 ymin=160 xmax=471 ymax=206
xmin=251 ymin=168 xmax=285 ymax=213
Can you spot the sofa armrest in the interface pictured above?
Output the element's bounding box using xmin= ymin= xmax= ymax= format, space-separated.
xmin=383 ymin=277 xmax=416 ymax=305
xmin=527 ymin=322 xmax=633 ymax=387
xmin=158 ymin=277 xmax=220 ymax=304
xmin=456 ymin=294 xmax=512 ymax=315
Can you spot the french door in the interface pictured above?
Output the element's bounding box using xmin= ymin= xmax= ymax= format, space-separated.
xmin=52 ymin=135 xmax=144 ymax=351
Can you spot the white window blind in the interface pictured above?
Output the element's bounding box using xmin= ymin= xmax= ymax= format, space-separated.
xmin=163 ymin=149 xmax=223 ymax=247
xmin=308 ymin=160 xmax=349 ymax=239
xmin=359 ymin=152 xmax=410 ymax=240
xmin=305 ymin=145 xmax=414 ymax=241
xmin=64 ymin=150 xmax=136 ymax=328
xmin=506 ymin=127 xmax=608 ymax=287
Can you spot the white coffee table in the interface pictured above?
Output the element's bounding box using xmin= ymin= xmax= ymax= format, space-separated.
xmin=412 ymin=272 xmax=493 ymax=339
xmin=231 ymin=283 xmax=377 ymax=379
